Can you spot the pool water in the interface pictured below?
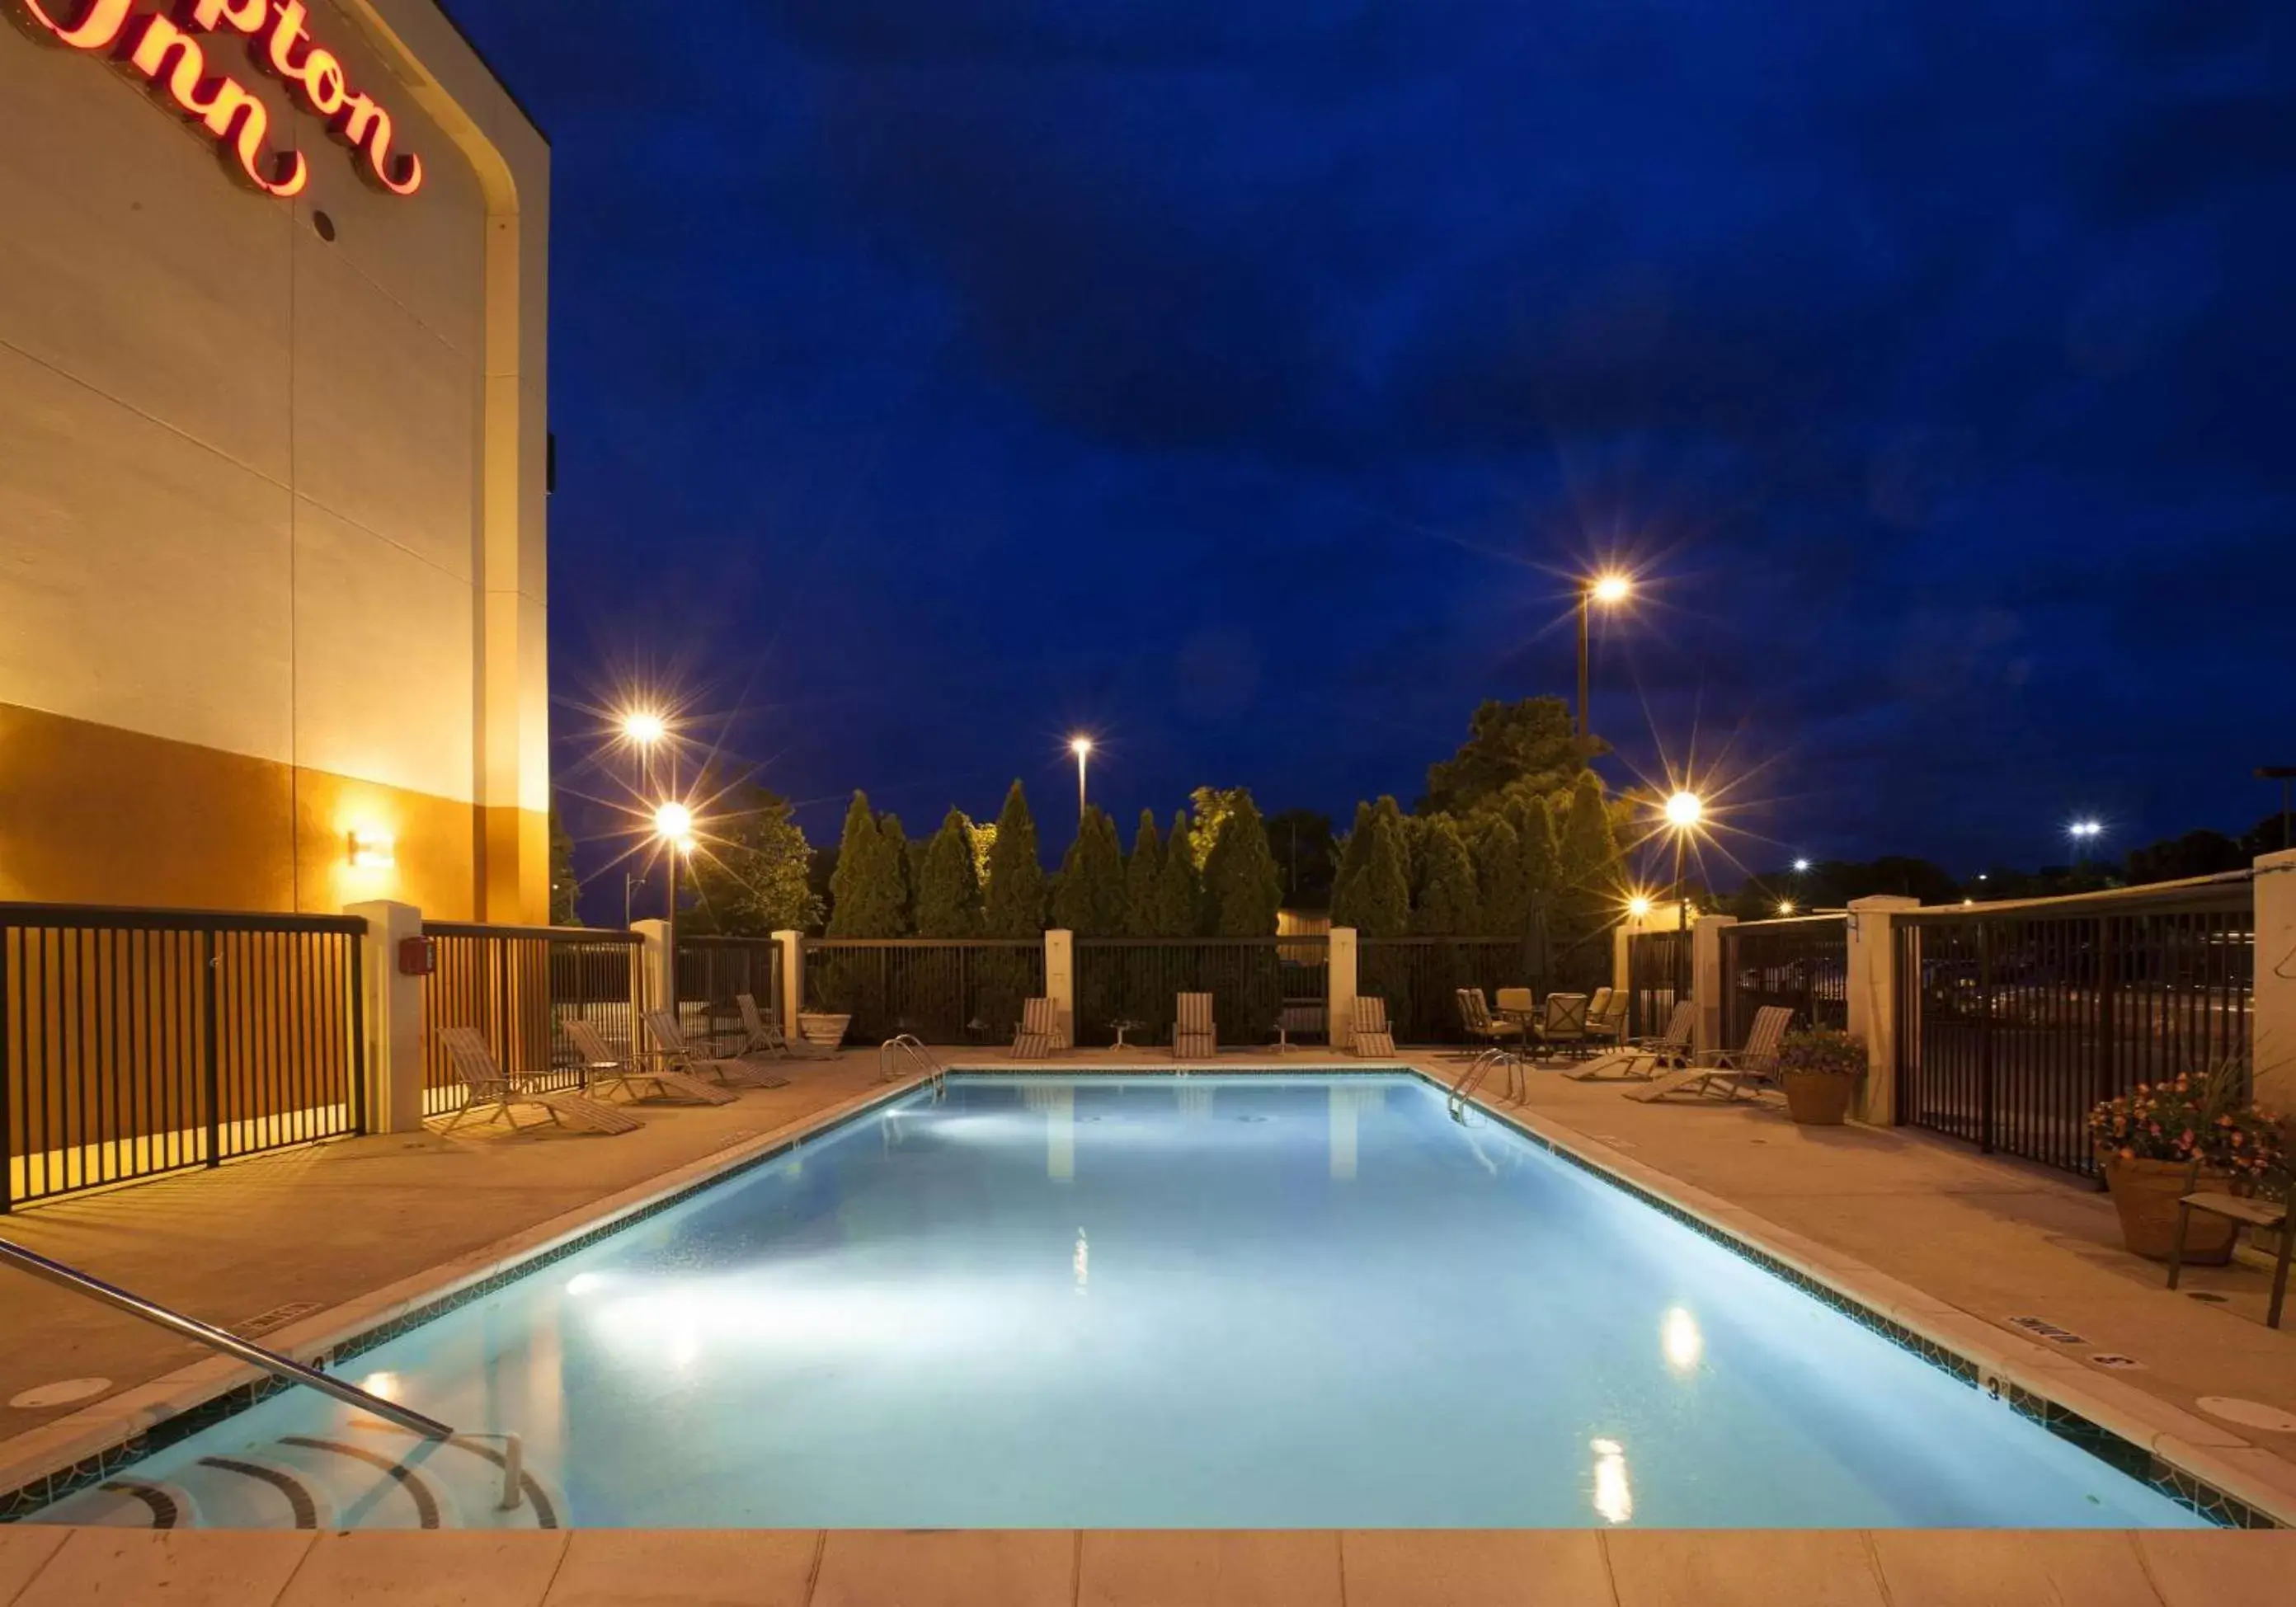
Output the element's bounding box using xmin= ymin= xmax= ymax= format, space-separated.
xmin=46 ymin=1074 xmax=2209 ymax=1528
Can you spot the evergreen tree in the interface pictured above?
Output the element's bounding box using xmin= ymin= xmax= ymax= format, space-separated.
xmin=981 ymin=781 xmax=1047 ymax=937
xmin=1123 ymin=811 xmax=1165 ymax=937
xmin=915 ymin=808 xmax=983 ymax=937
xmin=1412 ymin=815 xmax=1484 ymax=935
xmin=1202 ymin=792 xmax=1283 ymax=937
xmin=1556 ymin=771 xmax=1625 ymax=988
xmin=548 ymin=804 xmax=581 ymax=926
xmin=1350 ymin=804 xmax=1413 ymax=939
xmin=1152 ymin=810 xmax=1203 ymax=936
xmin=877 ymin=813 xmax=912 ymax=937
xmin=1053 ymin=806 xmax=1128 ymax=935
xmin=1329 ymin=801 xmax=1376 ymax=928
xmin=1471 ymin=813 xmax=1528 ymax=938
xmin=906 ymin=833 xmax=930 ymax=930
xmin=1420 ymin=696 xmax=1600 ymax=815
xmin=826 ymin=792 xmax=906 ymax=937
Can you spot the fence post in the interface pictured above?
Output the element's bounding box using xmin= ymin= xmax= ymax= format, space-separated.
xmin=1691 ymin=915 xmax=1736 ymax=1056
xmin=1329 ymin=927 xmax=1359 ymax=1051
xmin=774 ymin=931 xmax=805 ymax=1034
xmin=346 ymin=900 xmax=426 ymax=1135
xmin=633 ymin=920 xmax=671 ymax=1020
xmin=1045 ymin=930 xmax=1076 ymax=1049
xmin=2255 ymin=850 xmax=2296 ymax=1112
xmin=1847 ymin=896 xmax=1918 ymax=1125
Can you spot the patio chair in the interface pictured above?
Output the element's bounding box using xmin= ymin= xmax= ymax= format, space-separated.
xmin=2167 ymin=1118 xmax=2294 ymax=1329
xmin=1494 ymin=987 xmax=1536 ymax=1028
xmin=435 ymin=1027 xmax=642 ymax=1136
xmin=1630 ymin=1005 xmax=1794 ymax=1103
xmin=737 ymin=992 xmax=833 ymax=1062
xmin=645 ymin=1008 xmax=778 ymax=1091
xmin=1013 ymin=996 xmax=1061 ymax=1060
xmin=1571 ymin=1000 xmax=1696 ymax=1083
xmin=1532 ymin=993 xmax=1590 ymax=1058
xmin=1584 ymin=988 xmax=1626 ymax=1045
xmin=1457 ymin=989 xmax=1525 ymax=1052
xmin=1351 ymin=996 xmax=1397 ymax=1058
xmin=567 ymin=1018 xmax=736 ymax=1107
xmin=1174 ymin=992 xmax=1217 ymax=1059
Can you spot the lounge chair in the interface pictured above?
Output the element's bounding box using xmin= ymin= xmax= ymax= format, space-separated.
xmin=1174 ymin=992 xmax=1217 ymax=1059
xmin=1630 ymin=1005 xmax=1793 ymax=1103
xmin=1457 ymin=989 xmax=1526 ymax=1052
xmin=567 ymin=1018 xmax=736 ymax=1107
xmin=736 ymin=992 xmax=831 ymax=1062
xmin=1013 ymin=996 xmax=1060 ymax=1060
xmin=645 ymin=1008 xmax=779 ymax=1091
xmin=1532 ymin=993 xmax=1590 ymax=1058
xmin=435 ymin=1027 xmax=642 ymax=1135
xmin=1494 ymin=987 xmax=1536 ymax=1031
xmin=1351 ymin=996 xmax=1396 ymax=1058
xmin=1571 ymin=1000 xmax=1696 ymax=1083
xmin=2167 ymin=1117 xmax=2294 ymax=1329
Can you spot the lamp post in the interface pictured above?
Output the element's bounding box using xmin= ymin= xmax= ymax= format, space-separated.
xmin=653 ymin=800 xmax=693 ymax=1009
xmin=2068 ymin=818 xmax=2102 ymax=863
xmin=1578 ymin=573 xmax=1633 ymax=740
xmin=1070 ymin=736 xmax=1094 ymax=827
xmin=1663 ymin=790 xmax=1704 ymax=932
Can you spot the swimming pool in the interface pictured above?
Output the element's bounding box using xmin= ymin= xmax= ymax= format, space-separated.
xmin=31 ymin=1074 xmax=2214 ymax=1529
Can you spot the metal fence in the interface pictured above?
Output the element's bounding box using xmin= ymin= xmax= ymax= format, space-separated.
xmin=419 ymin=924 xmax=642 ymax=1117
xmin=1357 ymin=937 xmax=1533 ymax=1045
xmin=3 ymin=904 xmax=366 ymax=1210
xmin=1074 ymin=937 xmax=1329 ymax=1047
xmin=802 ymin=939 xmax=1044 ymax=1045
xmin=1722 ymin=915 xmax=1848 ymax=1046
xmin=675 ymin=935 xmax=783 ymax=1053
xmin=1625 ymin=928 xmax=1693 ymax=1039
xmin=1894 ymin=878 xmax=2254 ymax=1179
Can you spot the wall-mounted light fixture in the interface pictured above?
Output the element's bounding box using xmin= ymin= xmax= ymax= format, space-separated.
xmin=349 ymin=830 xmax=397 ymax=869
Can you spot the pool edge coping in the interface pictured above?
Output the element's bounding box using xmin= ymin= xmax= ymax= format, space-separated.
xmin=2 ymin=1061 xmax=2289 ymax=1529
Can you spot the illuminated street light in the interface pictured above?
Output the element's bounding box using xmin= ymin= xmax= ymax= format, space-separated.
xmin=1792 ymin=858 xmax=1812 ymax=874
xmin=1664 ymin=791 xmax=1705 ymax=830
xmin=653 ymin=801 xmax=694 ymax=841
xmin=1777 ymin=901 xmax=1796 ymax=917
xmin=1659 ymin=790 xmax=1706 ymax=933
xmin=622 ymin=710 xmax=668 ymax=746
xmin=1577 ymin=572 xmax=1635 ymax=740
xmin=1627 ymin=895 xmax=1654 ymax=920
xmin=1070 ymin=735 xmax=1094 ymax=825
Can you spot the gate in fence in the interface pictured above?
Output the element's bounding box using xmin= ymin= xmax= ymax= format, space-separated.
xmin=3 ymin=904 xmax=366 ymax=1210
xmin=418 ymin=924 xmax=642 ymax=1117
xmin=801 ymin=939 xmax=1044 ymax=1045
xmin=675 ymin=936 xmax=783 ymax=1053
xmin=1624 ymin=928 xmax=1692 ymax=1040
xmin=1721 ymin=915 xmax=1848 ymax=1047
xmin=1893 ymin=877 xmax=2254 ymax=1180
xmin=1073 ymin=937 xmax=1329 ymax=1048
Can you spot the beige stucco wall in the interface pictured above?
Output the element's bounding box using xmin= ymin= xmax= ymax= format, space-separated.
xmin=0 ymin=1 xmax=550 ymax=921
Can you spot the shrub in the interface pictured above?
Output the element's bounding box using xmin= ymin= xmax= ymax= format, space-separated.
xmin=1776 ymin=1029 xmax=1865 ymax=1078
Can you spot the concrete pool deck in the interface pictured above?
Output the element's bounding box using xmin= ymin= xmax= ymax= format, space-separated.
xmin=2 ymin=1048 xmax=2294 ymax=1600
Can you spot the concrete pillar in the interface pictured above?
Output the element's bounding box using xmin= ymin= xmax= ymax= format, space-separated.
xmin=1847 ymin=896 xmax=1920 ymax=1125
xmin=633 ymin=920 xmax=670 ymax=1018
xmin=1691 ymin=914 xmax=1737 ymax=1056
xmin=2253 ymin=851 xmax=2296 ymax=1113
xmin=774 ymin=931 xmax=806 ymax=1031
xmin=1612 ymin=925 xmax=1634 ymax=999
xmin=346 ymin=900 xmax=424 ymax=1135
xmin=1329 ymin=927 xmax=1359 ymax=1052
xmin=1045 ymin=929 xmax=1076 ymax=1048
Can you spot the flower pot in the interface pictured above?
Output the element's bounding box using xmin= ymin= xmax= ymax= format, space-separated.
xmin=797 ymin=1012 xmax=852 ymax=1048
xmin=1781 ymin=1071 xmax=1856 ymax=1125
xmin=2102 ymin=1155 xmax=2236 ymax=1263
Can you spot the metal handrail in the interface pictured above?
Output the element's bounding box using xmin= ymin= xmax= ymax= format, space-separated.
xmin=1448 ymin=1046 xmax=1522 ymax=1121
xmin=878 ymin=1034 xmax=946 ymax=1095
xmin=0 ymin=1237 xmax=524 ymax=1511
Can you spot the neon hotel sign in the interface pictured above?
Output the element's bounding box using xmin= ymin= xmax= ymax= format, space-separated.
xmin=10 ymin=1 xmax=422 ymax=198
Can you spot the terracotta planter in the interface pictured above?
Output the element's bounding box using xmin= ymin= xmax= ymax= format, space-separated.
xmin=1782 ymin=1072 xmax=1856 ymax=1126
xmin=2102 ymin=1155 xmax=2236 ymax=1263
xmin=797 ymin=1012 xmax=852 ymax=1048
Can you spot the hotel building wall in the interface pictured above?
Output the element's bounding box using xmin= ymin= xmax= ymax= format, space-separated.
xmin=0 ymin=1 xmax=550 ymax=921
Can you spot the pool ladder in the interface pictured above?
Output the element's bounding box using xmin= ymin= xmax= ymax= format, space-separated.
xmin=880 ymin=1034 xmax=948 ymax=1098
xmin=1447 ymin=1046 xmax=1524 ymax=1121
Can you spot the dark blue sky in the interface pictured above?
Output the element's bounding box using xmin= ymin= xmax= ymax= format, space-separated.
xmin=450 ymin=2 xmax=2295 ymax=888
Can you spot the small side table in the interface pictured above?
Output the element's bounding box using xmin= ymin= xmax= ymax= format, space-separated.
xmin=1109 ymin=1019 xmax=1142 ymax=1050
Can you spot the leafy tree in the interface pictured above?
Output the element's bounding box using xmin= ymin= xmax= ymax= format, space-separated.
xmin=967 ymin=819 xmax=999 ymax=890
xmin=1123 ymin=811 xmax=1165 ymax=937
xmin=548 ymin=803 xmax=581 ymax=926
xmin=1202 ymin=792 xmax=1284 ymax=937
xmin=1420 ymin=697 xmax=1600 ymax=816
xmin=826 ymin=792 xmax=906 ymax=937
xmin=1412 ymin=815 xmax=1483 ymax=935
xmin=2125 ymin=831 xmax=2249 ymax=886
xmin=981 ymin=781 xmax=1047 ymax=937
xmin=1471 ymin=812 xmax=1528 ymax=938
xmin=1151 ymin=810 xmax=1203 ymax=936
xmin=1053 ymin=806 xmax=1128 ymax=935
xmin=1184 ymin=787 xmax=1249 ymax=872
xmin=1265 ymin=809 xmax=1337 ymax=909
xmin=682 ymin=782 xmax=821 ymax=936
xmin=914 ymin=808 xmax=982 ymax=937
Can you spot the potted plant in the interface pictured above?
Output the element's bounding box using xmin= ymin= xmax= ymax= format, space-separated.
xmin=1776 ymin=1029 xmax=1864 ymax=1125
xmin=2087 ymin=1062 xmax=2284 ymax=1262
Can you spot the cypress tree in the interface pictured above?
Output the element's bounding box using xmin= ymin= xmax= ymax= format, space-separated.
xmin=1053 ymin=806 xmax=1128 ymax=935
xmin=915 ymin=808 xmax=983 ymax=937
xmin=826 ymin=792 xmax=903 ymax=937
xmin=1471 ymin=812 xmax=1529 ymax=938
xmin=1123 ymin=811 xmax=1164 ymax=937
xmin=981 ymin=781 xmax=1047 ymax=937
xmin=1202 ymin=792 xmax=1283 ymax=937
xmin=1353 ymin=805 xmax=1413 ymax=939
xmin=1557 ymin=772 xmax=1625 ymax=987
xmin=1329 ymin=801 xmax=1373 ymax=928
xmin=1412 ymin=815 xmax=1483 ymax=935
xmin=877 ymin=812 xmax=912 ymax=937
xmin=1152 ymin=810 xmax=1203 ymax=936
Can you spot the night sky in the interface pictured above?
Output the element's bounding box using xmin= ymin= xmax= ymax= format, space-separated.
xmin=445 ymin=2 xmax=2295 ymax=894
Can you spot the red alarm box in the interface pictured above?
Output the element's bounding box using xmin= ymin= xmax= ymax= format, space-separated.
xmin=397 ymin=936 xmax=437 ymax=976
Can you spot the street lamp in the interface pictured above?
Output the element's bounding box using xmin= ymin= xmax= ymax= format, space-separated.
xmin=1627 ymin=895 xmax=1654 ymax=921
xmin=1578 ymin=572 xmax=1633 ymax=740
xmin=1070 ymin=735 xmax=1094 ymax=825
xmin=652 ymin=800 xmax=694 ymax=980
xmin=622 ymin=711 xmax=667 ymax=747
xmin=2068 ymin=819 xmax=2102 ymax=862
xmin=1792 ymin=858 xmax=1812 ymax=875
xmin=1662 ymin=790 xmax=1704 ymax=932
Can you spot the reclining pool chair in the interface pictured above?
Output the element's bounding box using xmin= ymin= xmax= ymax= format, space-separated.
xmin=1174 ymin=992 xmax=1217 ymax=1059
xmin=435 ymin=1027 xmax=642 ymax=1135
xmin=567 ymin=1018 xmax=736 ymax=1107
xmin=645 ymin=1008 xmax=777 ymax=1091
xmin=736 ymin=992 xmax=830 ymax=1064
xmin=1351 ymin=995 xmax=1397 ymax=1058
xmin=1571 ymin=1000 xmax=1696 ymax=1083
xmin=1012 ymin=996 xmax=1061 ymax=1059
xmin=1630 ymin=1005 xmax=1793 ymax=1103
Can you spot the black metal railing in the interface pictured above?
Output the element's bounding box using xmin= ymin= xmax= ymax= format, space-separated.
xmin=1722 ymin=915 xmax=1848 ymax=1045
xmin=675 ymin=935 xmax=783 ymax=1053
xmin=1894 ymin=878 xmax=2254 ymax=1179
xmin=3 ymin=904 xmax=366 ymax=1211
xmin=1357 ymin=937 xmax=1533 ymax=1045
xmin=1073 ymin=937 xmax=1329 ymax=1047
xmin=1625 ymin=928 xmax=1693 ymax=1039
xmin=419 ymin=924 xmax=642 ymax=1116
xmin=801 ymin=939 xmax=1044 ymax=1044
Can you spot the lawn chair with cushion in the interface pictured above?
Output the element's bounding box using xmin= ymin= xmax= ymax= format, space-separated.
xmin=1174 ymin=992 xmax=1217 ymax=1060
xmin=1352 ymin=996 xmax=1397 ymax=1058
xmin=1494 ymin=987 xmax=1537 ymax=1034
xmin=1013 ymin=996 xmax=1061 ymax=1060
xmin=645 ymin=1008 xmax=778 ymax=1091
xmin=435 ymin=1027 xmax=642 ymax=1135
xmin=1573 ymin=1000 xmax=1696 ymax=1083
xmin=1630 ymin=1005 xmax=1793 ymax=1103
xmin=737 ymin=992 xmax=832 ymax=1062
xmin=1531 ymin=993 xmax=1590 ymax=1060
xmin=2167 ymin=1118 xmax=2294 ymax=1329
xmin=1457 ymin=989 xmax=1525 ymax=1054
xmin=567 ymin=1019 xmax=736 ymax=1107
xmin=1584 ymin=988 xmax=1627 ymax=1048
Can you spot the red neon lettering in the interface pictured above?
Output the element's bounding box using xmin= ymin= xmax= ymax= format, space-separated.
xmin=8 ymin=0 xmax=134 ymax=49
xmin=125 ymin=15 xmax=308 ymax=197
xmin=186 ymin=0 xmax=263 ymax=31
